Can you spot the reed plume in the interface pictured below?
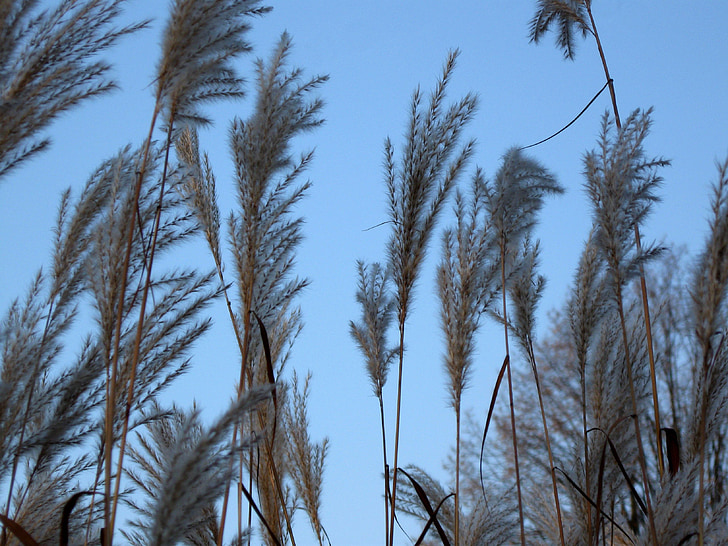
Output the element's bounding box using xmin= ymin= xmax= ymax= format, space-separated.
xmin=349 ymin=260 xmax=397 ymax=542
xmin=437 ymin=171 xmax=499 ymax=544
xmin=0 ymin=0 xmax=146 ymax=180
xmin=483 ymin=146 xmax=562 ymax=544
xmin=384 ymin=50 xmax=477 ymax=545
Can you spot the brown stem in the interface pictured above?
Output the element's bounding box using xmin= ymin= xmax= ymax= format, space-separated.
xmin=2 ymin=300 xmax=56 ymax=545
xmin=580 ymin=355 xmax=592 ymax=542
xmin=500 ymin=239 xmax=525 ymax=546
xmin=587 ymin=2 xmax=664 ymax=481
xmin=104 ymin=99 xmax=161 ymax=546
xmin=614 ymin=283 xmax=657 ymax=544
xmin=528 ymin=340 xmax=565 ymax=545
xmin=455 ymin=406 xmax=461 ymax=546
xmin=378 ymin=394 xmax=390 ymax=545
xmin=110 ymin=116 xmax=176 ymax=537
xmin=388 ymin=323 xmax=406 ymax=546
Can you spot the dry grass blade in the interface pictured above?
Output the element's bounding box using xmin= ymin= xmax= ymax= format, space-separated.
xmin=398 ymin=468 xmax=452 ymax=546
xmin=60 ymin=491 xmax=94 ymax=546
xmin=479 ymin=355 xmax=508 ymax=498
xmin=0 ymin=513 xmax=38 ymax=546
xmin=253 ymin=311 xmax=276 ymax=391
xmin=590 ymin=426 xmax=647 ymax=516
xmin=238 ymin=481 xmax=282 ymax=546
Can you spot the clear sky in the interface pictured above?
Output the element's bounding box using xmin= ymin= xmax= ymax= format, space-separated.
xmin=1 ymin=2 xmax=727 ymax=544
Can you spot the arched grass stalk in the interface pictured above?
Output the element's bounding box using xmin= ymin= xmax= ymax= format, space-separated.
xmin=178 ymin=33 xmax=326 ymax=544
xmin=508 ymin=240 xmax=565 ymax=545
xmin=584 ymin=109 xmax=669 ymax=544
xmin=530 ymin=0 xmax=666 ymax=485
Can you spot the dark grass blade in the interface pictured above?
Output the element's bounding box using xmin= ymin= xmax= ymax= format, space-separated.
xmin=251 ymin=311 xmax=275 ymax=388
xmin=60 ymin=491 xmax=94 ymax=546
xmin=662 ymin=427 xmax=680 ymax=477
xmin=0 ymin=514 xmax=39 ymax=546
xmin=588 ymin=425 xmax=648 ymax=516
xmin=239 ymin=480 xmax=282 ymax=546
xmin=554 ymin=467 xmax=634 ymax=544
xmin=479 ymin=355 xmax=509 ymax=500
xmin=398 ymin=468 xmax=452 ymax=546
xmin=414 ymin=492 xmax=455 ymax=546
xmin=252 ymin=310 xmax=277 ymax=438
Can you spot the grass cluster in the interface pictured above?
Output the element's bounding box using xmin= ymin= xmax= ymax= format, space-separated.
xmin=1 ymin=1 xmax=726 ymax=546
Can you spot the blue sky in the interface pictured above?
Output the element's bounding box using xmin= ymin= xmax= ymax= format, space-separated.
xmin=1 ymin=2 xmax=727 ymax=544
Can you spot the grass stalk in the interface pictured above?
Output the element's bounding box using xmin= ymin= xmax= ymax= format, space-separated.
xmin=613 ymin=283 xmax=657 ymax=544
xmin=388 ymin=326 xmax=406 ymax=546
xmin=526 ymin=338 xmax=565 ymax=545
xmin=500 ymin=238 xmax=525 ymax=546
xmin=109 ymin=115 xmax=176 ymax=538
xmin=104 ymin=102 xmax=160 ymax=545
xmin=586 ymin=3 xmax=664 ymax=481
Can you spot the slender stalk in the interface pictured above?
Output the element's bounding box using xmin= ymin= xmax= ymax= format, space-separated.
xmin=587 ymin=2 xmax=664 ymax=480
xmin=455 ymin=407 xmax=461 ymax=546
xmin=218 ymin=304 xmax=252 ymax=544
xmin=1 ymin=301 xmax=57 ymax=546
xmin=613 ymin=283 xmax=657 ymax=544
xmin=388 ymin=325 xmax=406 ymax=546
xmin=581 ymin=356 xmax=592 ymax=543
xmin=110 ymin=116 xmax=176 ymax=535
xmin=527 ymin=339 xmax=565 ymax=545
xmin=500 ymin=239 xmax=525 ymax=546
xmin=378 ymin=396 xmax=390 ymax=545
xmin=104 ymin=101 xmax=161 ymax=546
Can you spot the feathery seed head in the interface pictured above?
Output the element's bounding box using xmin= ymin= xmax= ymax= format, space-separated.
xmin=386 ymin=50 xmax=478 ymax=321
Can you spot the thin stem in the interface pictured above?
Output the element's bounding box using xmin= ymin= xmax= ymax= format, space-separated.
xmin=104 ymin=99 xmax=161 ymax=546
xmin=378 ymin=394 xmax=390 ymax=545
xmin=528 ymin=340 xmax=565 ymax=545
xmin=580 ymin=356 xmax=592 ymax=542
xmin=110 ymin=116 xmax=175 ymax=535
xmin=501 ymin=239 xmax=525 ymax=546
xmin=2 ymin=300 xmax=55 ymax=544
xmin=388 ymin=325 xmax=406 ymax=546
xmin=455 ymin=406 xmax=461 ymax=546
xmin=614 ymin=284 xmax=657 ymax=544
xmin=587 ymin=1 xmax=664 ymax=480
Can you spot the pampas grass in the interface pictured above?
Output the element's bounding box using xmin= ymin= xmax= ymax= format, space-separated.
xmin=0 ymin=0 xmax=147 ymax=180
xmin=383 ymin=50 xmax=477 ymax=546
xmin=2 ymin=3 xmax=728 ymax=546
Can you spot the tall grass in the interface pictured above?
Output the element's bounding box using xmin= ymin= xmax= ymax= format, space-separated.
xmin=1 ymin=2 xmax=727 ymax=546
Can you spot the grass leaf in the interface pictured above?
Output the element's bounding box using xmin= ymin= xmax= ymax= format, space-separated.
xmin=0 ymin=513 xmax=39 ymax=546
xmin=398 ymin=468 xmax=452 ymax=546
